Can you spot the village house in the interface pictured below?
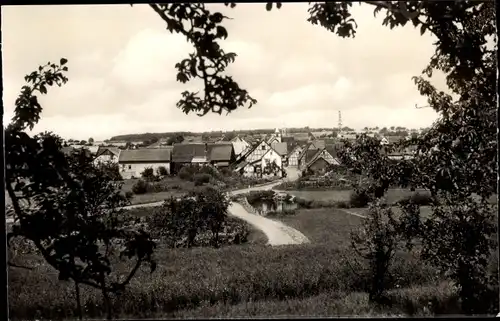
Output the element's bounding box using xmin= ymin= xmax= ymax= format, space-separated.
xmin=231 ymin=135 xmax=251 ymax=159
xmin=118 ymin=148 xmax=172 ymax=179
xmin=93 ymin=146 xmax=120 ymax=165
xmin=171 ymin=143 xmax=235 ymax=173
xmin=234 ymin=140 xmax=283 ymax=178
xmin=287 ymin=145 xmax=304 ymax=167
xmin=298 ymin=144 xmax=341 ymax=174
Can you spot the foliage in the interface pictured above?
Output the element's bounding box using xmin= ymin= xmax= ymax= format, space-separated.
xmin=148 ymin=3 xmax=257 ymax=116
xmin=245 ymin=190 xmax=275 ymax=206
xmin=420 ymin=196 xmax=497 ymax=314
xmin=193 ymin=173 xmax=211 ymax=186
xmin=397 ymin=192 xmax=435 ymax=207
xmin=5 ymin=61 xmax=157 ymax=320
xmin=97 ymin=162 xmax=122 ymax=181
xmin=349 ymin=189 xmax=374 ymax=208
xmin=147 ymin=186 xmax=231 ymax=248
xmin=166 ymin=134 xmax=184 ymax=145
xmin=140 ymin=167 xmax=156 ymax=182
xmin=262 ymin=159 xmax=281 ymax=176
xmin=132 ymin=179 xmax=149 ymax=195
xmin=351 ymin=201 xmax=403 ymax=303
xmin=156 ymin=166 xmax=168 ymax=176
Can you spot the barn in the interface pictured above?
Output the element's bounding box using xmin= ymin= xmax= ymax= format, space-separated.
xmin=118 ymin=148 xmax=172 ymax=179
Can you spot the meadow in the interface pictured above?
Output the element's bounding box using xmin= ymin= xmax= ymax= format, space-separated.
xmin=9 ymin=203 xmax=490 ymax=319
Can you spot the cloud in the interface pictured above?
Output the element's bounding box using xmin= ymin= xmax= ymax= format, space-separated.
xmin=2 ymin=3 xmax=444 ymax=140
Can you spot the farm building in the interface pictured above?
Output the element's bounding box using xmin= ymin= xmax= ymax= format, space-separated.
xmin=118 ymin=148 xmax=172 ymax=179
xmin=303 ymin=146 xmax=341 ymax=174
xmin=171 ymin=143 xmax=235 ymax=173
xmin=234 ymin=140 xmax=283 ymax=178
xmin=94 ymin=147 xmax=120 ymax=165
xmin=298 ymin=144 xmax=341 ymax=173
xmin=287 ymin=145 xmax=304 ymax=167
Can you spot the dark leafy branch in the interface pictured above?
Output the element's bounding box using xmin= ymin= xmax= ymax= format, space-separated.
xmin=149 ymin=3 xmax=257 ymax=116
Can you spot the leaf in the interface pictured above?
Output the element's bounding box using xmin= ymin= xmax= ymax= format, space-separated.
xmin=216 ymin=26 xmax=228 ymax=39
xmin=62 ymin=66 xmax=68 ymax=72
xmin=176 ymin=72 xmax=189 ymax=83
xmin=39 ymin=84 xmax=47 ymax=94
xmin=266 ymin=2 xmax=272 ymax=11
xmin=210 ymin=12 xmax=224 ymax=23
xmin=60 ymin=58 xmax=68 ymax=66
xmin=277 ymin=2 xmax=282 ymax=9
xmin=420 ymin=24 xmax=427 ymax=35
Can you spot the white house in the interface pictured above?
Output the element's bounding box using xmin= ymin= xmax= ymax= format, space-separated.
xmin=231 ymin=135 xmax=251 ymax=158
xmin=234 ymin=140 xmax=283 ymax=178
xmin=118 ymin=149 xmax=172 ymax=179
xmin=94 ymin=147 xmax=120 ymax=165
xmin=287 ymin=145 xmax=303 ymax=167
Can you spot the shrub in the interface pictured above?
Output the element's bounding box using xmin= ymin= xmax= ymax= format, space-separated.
xmin=132 ymin=179 xmax=150 ymax=194
xmin=193 ymin=173 xmax=211 ymax=186
xmin=97 ymin=162 xmax=122 ymax=181
xmin=349 ymin=189 xmax=373 ymax=208
xmin=398 ymin=192 xmax=434 ymax=206
xmin=178 ymin=165 xmax=198 ymax=181
xmin=157 ymin=166 xmax=168 ymax=176
xmin=125 ymin=191 xmax=134 ymax=199
xmin=141 ymin=167 xmax=156 ymax=181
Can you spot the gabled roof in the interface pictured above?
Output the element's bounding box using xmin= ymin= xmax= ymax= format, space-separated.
xmin=310 ymin=140 xmax=326 ymax=149
xmin=304 ymin=149 xmax=321 ymax=163
xmin=172 ymin=143 xmax=206 ymax=163
xmin=209 ymin=143 xmax=234 ymax=161
xmin=271 ymin=142 xmax=288 ymax=156
xmin=171 ymin=143 xmax=234 ymax=163
xmin=119 ymin=149 xmax=171 ymax=163
xmin=288 ymin=144 xmax=303 ymax=157
xmin=96 ymin=146 xmax=120 ymax=157
xmin=324 ymin=144 xmax=341 ymax=159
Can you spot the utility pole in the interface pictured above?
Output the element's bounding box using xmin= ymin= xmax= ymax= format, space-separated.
xmin=338 ymin=110 xmax=342 ymax=131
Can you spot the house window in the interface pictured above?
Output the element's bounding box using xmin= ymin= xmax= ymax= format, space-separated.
xmin=128 ymin=165 xmax=132 ymax=170
xmin=262 ymin=145 xmax=266 ymax=150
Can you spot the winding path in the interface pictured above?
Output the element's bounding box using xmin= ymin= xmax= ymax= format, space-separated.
xmin=6 ymin=168 xmax=309 ymax=246
xmin=125 ymin=168 xmax=309 ymax=246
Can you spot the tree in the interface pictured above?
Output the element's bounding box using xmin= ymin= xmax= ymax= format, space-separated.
xmin=166 ymin=134 xmax=185 ymax=145
xmin=88 ymin=137 xmax=94 ymax=144
xmin=141 ymin=167 xmax=156 ymax=181
xmin=143 ymin=1 xmax=494 ymax=313
xmin=79 ymin=140 xmax=87 ymax=145
xmin=5 ymin=60 xmax=156 ymax=320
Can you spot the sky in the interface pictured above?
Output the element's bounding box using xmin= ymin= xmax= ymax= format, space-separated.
xmin=2 ymin=3 xmax=445 ymax=141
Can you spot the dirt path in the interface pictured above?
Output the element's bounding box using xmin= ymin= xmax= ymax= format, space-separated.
xmin=125 ymin=167 xmax=309 ymax=246
xmin=229 ymin=202 xmax=309 ymax=246
xmin=7 ymin=168 xmax=310 ymax=246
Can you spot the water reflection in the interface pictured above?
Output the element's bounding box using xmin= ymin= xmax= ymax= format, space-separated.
xmin=252 ymin=199 xmax=298 ymax=215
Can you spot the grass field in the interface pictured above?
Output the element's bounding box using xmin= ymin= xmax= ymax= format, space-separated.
xmin=10 ymin=202 xmax=479 ymax=319
xmin=284 ymin=188 xmax=431 ymax=204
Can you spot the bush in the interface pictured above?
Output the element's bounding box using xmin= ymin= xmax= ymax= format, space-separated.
xmin=157 ymin=166 xmax=168 ymax=176
xmin=398 ymin=192 xmax=434 ymax=206
xmin=132 ymin=179 xmax=150 ymax=194
xmin=349 ymin=189 xmax=373 ymax=208
xmin=193 ymin=173 xmax=211 ymax=186
xmin=125 ymin=191 xmax=134 ymax=199
xmin=141 ymin=167 xmax=156 ymax=181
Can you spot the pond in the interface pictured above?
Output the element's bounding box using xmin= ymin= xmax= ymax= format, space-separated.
xmin=251 ymin=199 xmax=298 ymax=215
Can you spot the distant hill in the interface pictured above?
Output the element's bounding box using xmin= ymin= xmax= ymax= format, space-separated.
xmin=109 ymin=127 xmax=338 ymax=142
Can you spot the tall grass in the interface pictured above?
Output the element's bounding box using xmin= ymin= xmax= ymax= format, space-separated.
xmin=8 ymin=242 xmax=441 ymax=320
